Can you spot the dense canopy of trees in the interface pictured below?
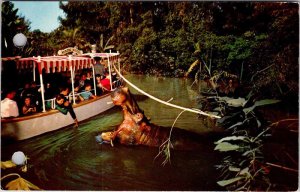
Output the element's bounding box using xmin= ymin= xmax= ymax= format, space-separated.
xmin=2 ymin=2 xmax=299 ymax=98
xmin=1 ymin=1 xmax=30 ymax=57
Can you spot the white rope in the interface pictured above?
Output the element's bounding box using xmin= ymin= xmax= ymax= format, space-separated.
xmin=112 ymin=64 xmax=221 ymax=119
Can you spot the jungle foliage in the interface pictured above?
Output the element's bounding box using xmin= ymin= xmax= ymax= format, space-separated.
xmin=207 ymin=96 xmax=280 ymax=190
xmin=2 ymin=1 xmax=298 ymax=99
xmin=2 ymin=2 xmax=298 ymax=191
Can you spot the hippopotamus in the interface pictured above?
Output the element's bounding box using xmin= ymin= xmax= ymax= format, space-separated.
xmin=98 ymin=87 xmax=212 ymax=149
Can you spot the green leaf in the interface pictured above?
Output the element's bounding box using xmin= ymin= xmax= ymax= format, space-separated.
xmin=214 ymin=142 xmax=240 ymax=152
xmin=226 ymin=98 xmax=246 ymax=107
xmin=229 ymin=166 xmax=241 ymax=172
xmin=239 ymin=167 xmax=250 ymax=176
xmin=243 ymin=105 xmax=255 ymax=114
xmin=243 ymin=99 xmax=280 ymax=114
xmin=215 ymin=136 xmax=247 ymax=144
xmin=257 ymin=119 xmax=261 ymax=128
xmin=217 ymin=176 xmax=244 ymax=187
xmin=227 ymin=122 xmax=243 ymax=130
xmin=242 ymin=149 xmax=254 ymax=157
xmin=254 ymin=99 xmax=280 ymax=107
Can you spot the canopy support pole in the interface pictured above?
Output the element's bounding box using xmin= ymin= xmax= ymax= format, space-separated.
xmin=92 ymin=65 xmax=97 ymax=96
xmin=39 ymin=74 xmax=46 ymax=112
xmin=37 ymin=56 xmax=46 ymax=113
xmin=33 ymin=57 xmax=36 ymax=82
xmin=70 ymin=65 xmax=76 ymax=105
xmin=107 ymin=54 xmax=113 ymax=90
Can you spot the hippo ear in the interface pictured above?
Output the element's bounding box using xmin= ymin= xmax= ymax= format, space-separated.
xmin=122 ymin=87 xmax=129 ymax=93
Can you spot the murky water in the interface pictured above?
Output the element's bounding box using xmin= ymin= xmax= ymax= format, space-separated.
xmin=1 ymin=74 xmax=222 ymax=190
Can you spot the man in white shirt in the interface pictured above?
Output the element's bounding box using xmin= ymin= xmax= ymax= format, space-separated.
xmin=1 ymin=90 xmax=19 ymax=118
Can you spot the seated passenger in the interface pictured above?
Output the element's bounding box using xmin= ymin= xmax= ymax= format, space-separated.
xmin=45 ymin=82 xmax=59 ymax=100
xmin=95 ymin=74 xmax=103 ymax=95
xmin=80 ymin=84 xmax=96 ymax=100
xmin=69 ymin=82 xmax=84 ymax=103
xmin=19 ymin=82 xmax=31 ymax=100
xmin=85 ymin=70 xmax=93 ymax=86
xmin=1 ymin=89 xmax=19 ymax=118
xmin=100 ymin=73 xmax=111 ymax=91
xmin=79 ymin=73 xmax=87 ymax=91
xmin=55 ymin=94 xmax=78 ymax=127
xmin=60 ymin=86 xmax=70 ymax=97
xmin=28 ymin=81 xmax=42 ymax=112
xmin=22 ymin=97 xmax=37 ymax=115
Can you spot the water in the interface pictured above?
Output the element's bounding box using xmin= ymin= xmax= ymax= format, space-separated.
xmin=1 ymin=74 xmax=221 ymax=190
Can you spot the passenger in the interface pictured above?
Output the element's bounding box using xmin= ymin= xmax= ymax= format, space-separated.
xmin=74 ymin=74 xmax=81 ymax=83
xmin=79 ymin=73 xmax=87 ymax=91
xmin=55 ymin=94 xmax=78 ymax=127
xmin=94 ymin=56 xmax=106 ymax=79
xmin=60 ymin=86 xmax=70 ymax=97
xmin=85 ymin=70 xmax=93 ymax=86
xmin=28 ymin=81 xmax=42 ymax=111
xmin=45 ymin=82 xmax=59 ymax=100
xmin=69 ymin=82 xmax=84 ymax=103
xmin=95 ymin=74 xmax=103 ymax=95
xmin=19 ymin=82 xmax=31 ymax=100
xmin=111 ymin=72 xmax=119 ymax=88
xmin=1 ymin=89 xmax=19 ymax=118
xmin=80 ymin=83 xmax=96 ymax=100
xmin=22 ymin=97 xmax=37 ymax=115
xmin=100 ymin=73 xmax=111 ymax=91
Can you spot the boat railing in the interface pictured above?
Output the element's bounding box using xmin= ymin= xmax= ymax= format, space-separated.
xmin=44 ymin=89 xmax=107 ymax=110
xmin=45 ymin=98 xmax=57 ymax=109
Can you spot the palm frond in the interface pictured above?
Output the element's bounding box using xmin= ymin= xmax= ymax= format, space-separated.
xmin=185 ymin=60 xmax=200 ymax=77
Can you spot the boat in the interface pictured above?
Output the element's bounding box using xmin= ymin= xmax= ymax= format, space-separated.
xmin=1 ymin=48 xmax=122 ymax=141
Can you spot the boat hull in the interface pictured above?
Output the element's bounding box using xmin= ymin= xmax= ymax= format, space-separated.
xmin=1 ymin=94 xmax=114 ymax=141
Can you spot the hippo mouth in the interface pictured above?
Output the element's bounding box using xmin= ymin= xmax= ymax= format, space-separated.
xmin=100 ymin=131 xmax=113 ymax=141
xmin=95 ymin=133 xmax=114 ymax=146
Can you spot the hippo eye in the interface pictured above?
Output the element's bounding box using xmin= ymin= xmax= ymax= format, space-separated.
xmin=112 ymin=95 xmax=120 ymax=101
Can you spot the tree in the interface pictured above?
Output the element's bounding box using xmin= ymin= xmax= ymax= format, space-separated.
xmin=1 ymin=1 xmax=30 ymax=57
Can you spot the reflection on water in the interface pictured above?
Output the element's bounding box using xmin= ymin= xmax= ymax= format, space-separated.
xmin=1 ymin=75 xmax=221 ymax=190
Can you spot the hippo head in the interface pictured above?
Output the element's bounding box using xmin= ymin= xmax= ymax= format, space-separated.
xmin=111 ymin=87 xmax=128 ymax=106
xmin=111 ymin=87 xmax=143 ymax=115
xmin=99 ymin=87 xmax=152 ymax=146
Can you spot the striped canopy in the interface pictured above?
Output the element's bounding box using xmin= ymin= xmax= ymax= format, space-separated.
xmin=17 ymin=56 xmax=94 ymax=74
xmin=3 ymin=53 xmax=119 ymax=74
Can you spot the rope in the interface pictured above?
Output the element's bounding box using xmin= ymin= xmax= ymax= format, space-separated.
xmin=112 ymin=64 xmax=221 ymax=119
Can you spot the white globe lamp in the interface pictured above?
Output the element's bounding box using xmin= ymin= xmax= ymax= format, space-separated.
xmin=13 ymin=33 xmax=27 ymax=48
xmin=11 ymin=151 xmax=26 ymax=165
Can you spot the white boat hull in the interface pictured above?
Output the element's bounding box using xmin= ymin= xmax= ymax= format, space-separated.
xmin=1 ymin=94 xmax=114 ymax=141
